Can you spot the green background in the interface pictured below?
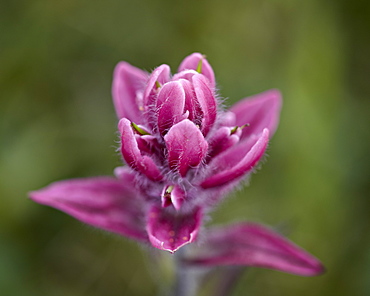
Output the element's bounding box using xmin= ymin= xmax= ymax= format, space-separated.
xmin=1 ymin=0 xmax=369 ymax=295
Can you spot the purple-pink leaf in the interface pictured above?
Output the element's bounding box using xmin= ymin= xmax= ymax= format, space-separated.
xmin=119 ymin=118 xmax=163 ymax=181
xmin=112 ymin=62 xmax=148 ymax=122
xmin=156 ymin=81 xmax=186 ymax=135
xmin=178 ymin=53 xmax=216 ymax=88
xmin=192 ymin=74 xmax=217 ymax=136
xmin=164 ymin=119 xmax=208 ymax=177
xmin=146 ymin=206 xmax=202 ymax=253
xmin=184 ymin=223 xmax=325 ymax=276
xmin=230 ymin=89 xmax=282 ymax=139
xmin=201 ymin=129 xmax=269 ymax=188
xmin=29 ymin=177 xmax=148 ymax=241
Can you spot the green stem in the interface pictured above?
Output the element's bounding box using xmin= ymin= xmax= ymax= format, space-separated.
xmin=172 ymin=248 xmax=198 ymax=296
xmin=213 ymin=266 xmax=246 ymax=296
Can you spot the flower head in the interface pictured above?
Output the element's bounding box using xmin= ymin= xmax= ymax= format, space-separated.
xmin=30 ymin=53 xmax=323 ymax=276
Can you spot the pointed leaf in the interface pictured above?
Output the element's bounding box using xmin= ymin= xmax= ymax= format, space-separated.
xmin=184 ymin=223 xmax=325 ymax=276
xmin=230 ymin=89 xmax=282 ymax=139
xmin=112 ymin=62 xmax=148 ymax=121
xmin=29 ymin=177 xmax=148 ymax=241
xmin=201 ymin=129 xmax=269 ymax=188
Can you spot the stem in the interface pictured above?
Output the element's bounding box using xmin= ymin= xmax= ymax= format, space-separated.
xmin=213 ymin=266 xmax=246 ymax=296
xmin=172 ymin=248 xmax=198 ymax=296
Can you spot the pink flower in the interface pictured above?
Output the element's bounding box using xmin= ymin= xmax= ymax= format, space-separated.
xmin=29 ymin=53 xmax=323 ymax=276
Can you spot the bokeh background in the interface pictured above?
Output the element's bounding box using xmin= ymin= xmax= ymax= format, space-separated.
xmin=1 ymin=0 xmax=369 ymax=295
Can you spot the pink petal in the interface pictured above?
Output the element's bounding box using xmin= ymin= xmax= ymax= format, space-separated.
xmin=200 ymin=129 xmax=269 ymax=189
xmin=146 ymin=206 xmax=202 ymax=253
xmin=192 ymin=74 xmax=217 ymax=136
xmin=178 ymin=53 xmax=216 ymax=88
xmin=143 ymin=64 xmax=170 ymax=111
xmin=164 ymin=119 xmax=208 ymax=177
xmin=219 ymin=111 xmax=237 ymax=127
xmin=112 ymin=62 xmax=148 ymax=121
xmin=172 ymin=69 xmax=198 ymax=82
xmin=161 ymin=185 xmax=185 ymax=211
xmin=207 ymin=126 xmax=240 ymax=158
xmin=29 ymin=177 xmax=148 ymax=242
xmin=230 ymin=89 xmax=282 ymax=139
xmin=156 ymin=81 xmax=186 ymax=135
xmin=178 ymin=79 xmax=202 ymax=124
xmin=119 ymin=118 xmax=163 ymax=181
xmin=114 ymin=166 xmax=133 ymax=180
xmin=184 ymin=223 xmax=325 ymax=276
xmin=135 ymin=134 xmax=158 ymax=155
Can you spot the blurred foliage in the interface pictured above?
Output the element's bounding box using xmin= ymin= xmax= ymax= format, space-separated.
xmin=1 ymin=0 xmax=369 ymax=295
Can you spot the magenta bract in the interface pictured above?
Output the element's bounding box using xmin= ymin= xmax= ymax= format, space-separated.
xmin=184 ymin=223 xmax=325 ymax=276
xmin=29 ymin=53 xmax=324 ymax=276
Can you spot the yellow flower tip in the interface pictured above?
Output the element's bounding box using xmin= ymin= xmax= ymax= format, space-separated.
xmin=131 ymin=122 xmax=150 ymax=135
xmin=196 ymin=58 xmax=203 ymax=74
xmin=155 ymin=81 xmax=162 ymax=89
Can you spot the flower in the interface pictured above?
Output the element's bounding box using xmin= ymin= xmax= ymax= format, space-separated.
xmin=29 ymin=53 xmax=324 ymax=276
